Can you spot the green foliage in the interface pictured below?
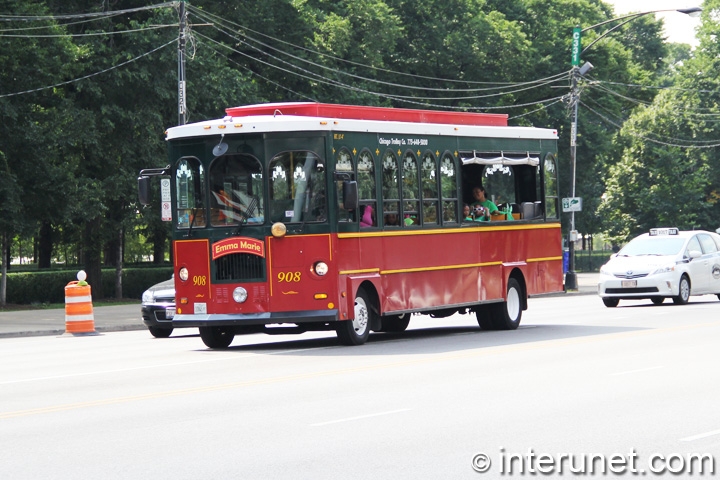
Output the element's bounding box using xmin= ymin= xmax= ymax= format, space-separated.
xmin=5 ymin=266 xmax=173 ymax=304
xmin=0 ymin=0 xmax=710 ymax=276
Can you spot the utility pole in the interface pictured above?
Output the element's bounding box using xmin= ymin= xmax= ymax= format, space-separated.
xmin=178 ymin=1 xmax=187 ymax=126
xmin=566 ymin=66 xmax=579 ymax=290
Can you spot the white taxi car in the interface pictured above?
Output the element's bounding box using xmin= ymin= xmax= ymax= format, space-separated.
xmin=598 ymin=228 xmax=720 ymax=307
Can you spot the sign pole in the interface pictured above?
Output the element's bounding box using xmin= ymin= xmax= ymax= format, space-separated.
xmin=565 ymin=26 xmax=582 ymax=290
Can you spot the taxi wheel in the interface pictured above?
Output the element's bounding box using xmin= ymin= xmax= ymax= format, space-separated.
xmin=650 ymin=297 xmax=664 ymax=306
xmin=199 ymin=326 xmax=235 ymax=348
xmin=602 ymin=298 xmax=619 ymax=308
xmin=672 ymin=275 xmax=691 ymax=305
xmin=336 ymin=288 xmax=372 ymax=345
xmin=148 ymin=326 xmax=173 ymax=338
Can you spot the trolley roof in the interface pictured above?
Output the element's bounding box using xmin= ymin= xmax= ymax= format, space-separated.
xmin=166 ymin=102 xmax=558 ymax=141
xmin=224 ymin=102 xmax=508 ymax=126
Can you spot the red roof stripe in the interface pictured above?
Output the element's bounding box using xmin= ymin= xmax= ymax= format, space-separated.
xmin=225 ymin=102 xmax=508 ymax=127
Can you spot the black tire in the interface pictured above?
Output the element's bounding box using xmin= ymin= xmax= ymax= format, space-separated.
xmin=199 ymin=326 xmax=235 ymax=348
xmin=336 ymin=288 xmax=372 ymax=345
xmin=602 ymin=297 xmax=619 ymax=308
xmin=650 ymin=297 xmax=664 ymax=306
xmin=672 ymin=276 xmax=691 ymax=305
xmin=492 ymin=278 xmax=523 ymax=330
xmin=379 ymin=313 xmax=410 ymax=332
xmin=478 ymin=278 xmax=523 ymax=330
xmin=475 ymin=304 xmax=496 ymax=330
xmin=148 ymin=326 xmax=173 ymax=338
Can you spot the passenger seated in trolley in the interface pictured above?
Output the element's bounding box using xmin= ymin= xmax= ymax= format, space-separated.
xmin=470 ymin=186 xmax=499 ymax=221
xmin=463 ymin=204 xmax=473 ymax=222
xmin=384 ymin=212 xmax=400 ymax=226
xmin=360 ymin=205 xmax=375 ymax=228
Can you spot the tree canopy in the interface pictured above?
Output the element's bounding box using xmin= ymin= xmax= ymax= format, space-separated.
xmin=0 ymin=0 xmax=716 ymax=300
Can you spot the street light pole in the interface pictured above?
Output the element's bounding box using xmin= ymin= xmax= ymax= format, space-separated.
xmin=564 ymin=6 xmax=701 ymax=291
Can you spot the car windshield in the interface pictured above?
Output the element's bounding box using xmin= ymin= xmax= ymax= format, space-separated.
xmin=618 ymin=236 xmax=685 ymax=256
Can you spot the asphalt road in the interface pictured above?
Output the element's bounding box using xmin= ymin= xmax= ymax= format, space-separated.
xmin=2 ymin=288 xmax=720 ymax=479
xmin=0 ymin=273 xmax=599 ymax=338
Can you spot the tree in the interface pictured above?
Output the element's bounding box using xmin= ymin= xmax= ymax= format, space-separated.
xmin=599 ymin=1 xmax=720 ymax=242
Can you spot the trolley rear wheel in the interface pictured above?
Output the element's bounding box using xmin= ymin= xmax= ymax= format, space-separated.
xmin=379 ymin=313 xmax=410 ymax=332
xmin=336 ymin=288 xmax=372 ymax=345
xmin=476 ymin=278 xmax=523 ymax=330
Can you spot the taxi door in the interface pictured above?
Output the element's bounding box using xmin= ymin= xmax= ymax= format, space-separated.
xmin=697 ymin=234 xmax=720 ymax=293
xmin=685 ymin=235 xmax=710 ymax=293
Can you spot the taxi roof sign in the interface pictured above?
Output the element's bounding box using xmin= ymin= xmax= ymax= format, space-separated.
xmin=649 ymin=227 xmax=679 ymax=236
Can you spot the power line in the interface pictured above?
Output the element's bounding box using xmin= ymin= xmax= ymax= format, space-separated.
xmin=0 ymin=39 xmax=175 ymax=98
xmin=0 ymin=24 xmax=175 ymax=38
xmin=0 ymin=2 xmax=177 ymax=21
xmin=581 ymin=101 xmax=720 ymax=149
xmin=193 ymin=30 xmax=566 ymax=111
xmin=188 ymin=5 xmax=562 ymax=91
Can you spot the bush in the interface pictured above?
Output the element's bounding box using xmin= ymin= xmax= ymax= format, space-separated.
xmin=4 ymin=266 xmax=173 ymax=304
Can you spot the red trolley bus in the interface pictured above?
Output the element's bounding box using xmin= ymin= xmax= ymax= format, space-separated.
xmin=138 ymin=102 xmax=563 ymax=348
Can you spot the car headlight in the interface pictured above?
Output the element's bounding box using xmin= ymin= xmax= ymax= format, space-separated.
xmin=599 ymin=265 xmax=609 ymax=275
xmin=651 ymin=265 xmax=675 ymax=275
xmin=142 ymin=290 xmax=154 ymax=304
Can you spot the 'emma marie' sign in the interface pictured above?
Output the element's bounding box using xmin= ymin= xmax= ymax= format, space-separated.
xmin=212 ymin=237 xmax=265 ymax=260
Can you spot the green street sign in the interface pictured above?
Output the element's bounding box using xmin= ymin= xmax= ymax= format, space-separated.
xmin=571 ymin=27 xmax=582 ymax=66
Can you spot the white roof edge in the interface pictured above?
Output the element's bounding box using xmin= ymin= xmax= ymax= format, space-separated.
xmin=166 ymin=114 xmax=558 ymax=141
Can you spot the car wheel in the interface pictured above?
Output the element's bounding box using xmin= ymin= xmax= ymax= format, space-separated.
xmin=336 ymin=288 xmax=372 ymax=345
xmin=199 ymin=326 xmax=235 ymax=348
xmin=379 ymin=313 xmax=410 ymax=332
xmin=650 ymin=297 xmax=664 ymax=306
xmin=602 ymin=297 xmax=619 ymax=308
xmin=672 ymin=275 xmax=691 ymax=305
xmin=148 ymin=326 xmax=173 ymax=338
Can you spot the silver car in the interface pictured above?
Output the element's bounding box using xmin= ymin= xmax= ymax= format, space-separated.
xmin=141 ymin=277 xmax=177 ymax=337
xmin=598 ymin=228 xmax=720 ymax=307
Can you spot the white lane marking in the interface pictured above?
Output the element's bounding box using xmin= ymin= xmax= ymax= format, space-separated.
xmin=681 ymin=429 xmax=720 ymax=442
xmin=609 ymin=366 xmax=663 ymax=376
xmin=0 ymin=345 xmax=335 ymax=386
xmin=310 ymin=408 xmax=411 ymax=427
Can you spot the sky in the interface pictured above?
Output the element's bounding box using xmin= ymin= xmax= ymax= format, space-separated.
xmin=603 ymin=0 xmax=703 ymax=46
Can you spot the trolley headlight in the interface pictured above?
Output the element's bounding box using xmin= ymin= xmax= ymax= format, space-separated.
xmin=271 ymin=222 xmax=287 ymax=238
xmin=314 ymin=261 xmax=329 ymax=276
xmin=233 ymin=286 xmax=248 ymax=303
xmin=178 ymin=267 xmax=189 ymax=282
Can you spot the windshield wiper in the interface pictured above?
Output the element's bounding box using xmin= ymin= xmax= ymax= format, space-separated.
xmin=233 ymin=197 xmax=258 ymax=235
xmin=185 ymin=208 xmax=198 ymax=238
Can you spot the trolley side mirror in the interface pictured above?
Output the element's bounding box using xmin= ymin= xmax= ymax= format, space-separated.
xmin=138 ymin=176 xmax=151 ymax=206
xmin=343 ymin=180 xmax=358 ymax=211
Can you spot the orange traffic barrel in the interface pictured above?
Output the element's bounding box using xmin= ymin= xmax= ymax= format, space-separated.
xmin=64 ymin=280 xmax=97 ymax=335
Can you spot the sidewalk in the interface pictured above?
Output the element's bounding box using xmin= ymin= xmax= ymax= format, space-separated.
xmin=0 ymin=303 xmax=145 ymax=338
xmin=0 ymin=273 xmax=598 ymax=338
xmin=565 ymin=271 xmax=598 ymax=295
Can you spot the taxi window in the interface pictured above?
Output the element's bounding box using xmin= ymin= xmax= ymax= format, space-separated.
xmin=619 ymin=236 xmax=684 ymax=256
xmin=685 ymin=236 xmax=702 ymax=256
xmin=698 ymin=234 xmax=718 ymax=254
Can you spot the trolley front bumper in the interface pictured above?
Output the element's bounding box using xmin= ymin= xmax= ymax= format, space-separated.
xmin=172 ymin=309 xmax=339 ymax=328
